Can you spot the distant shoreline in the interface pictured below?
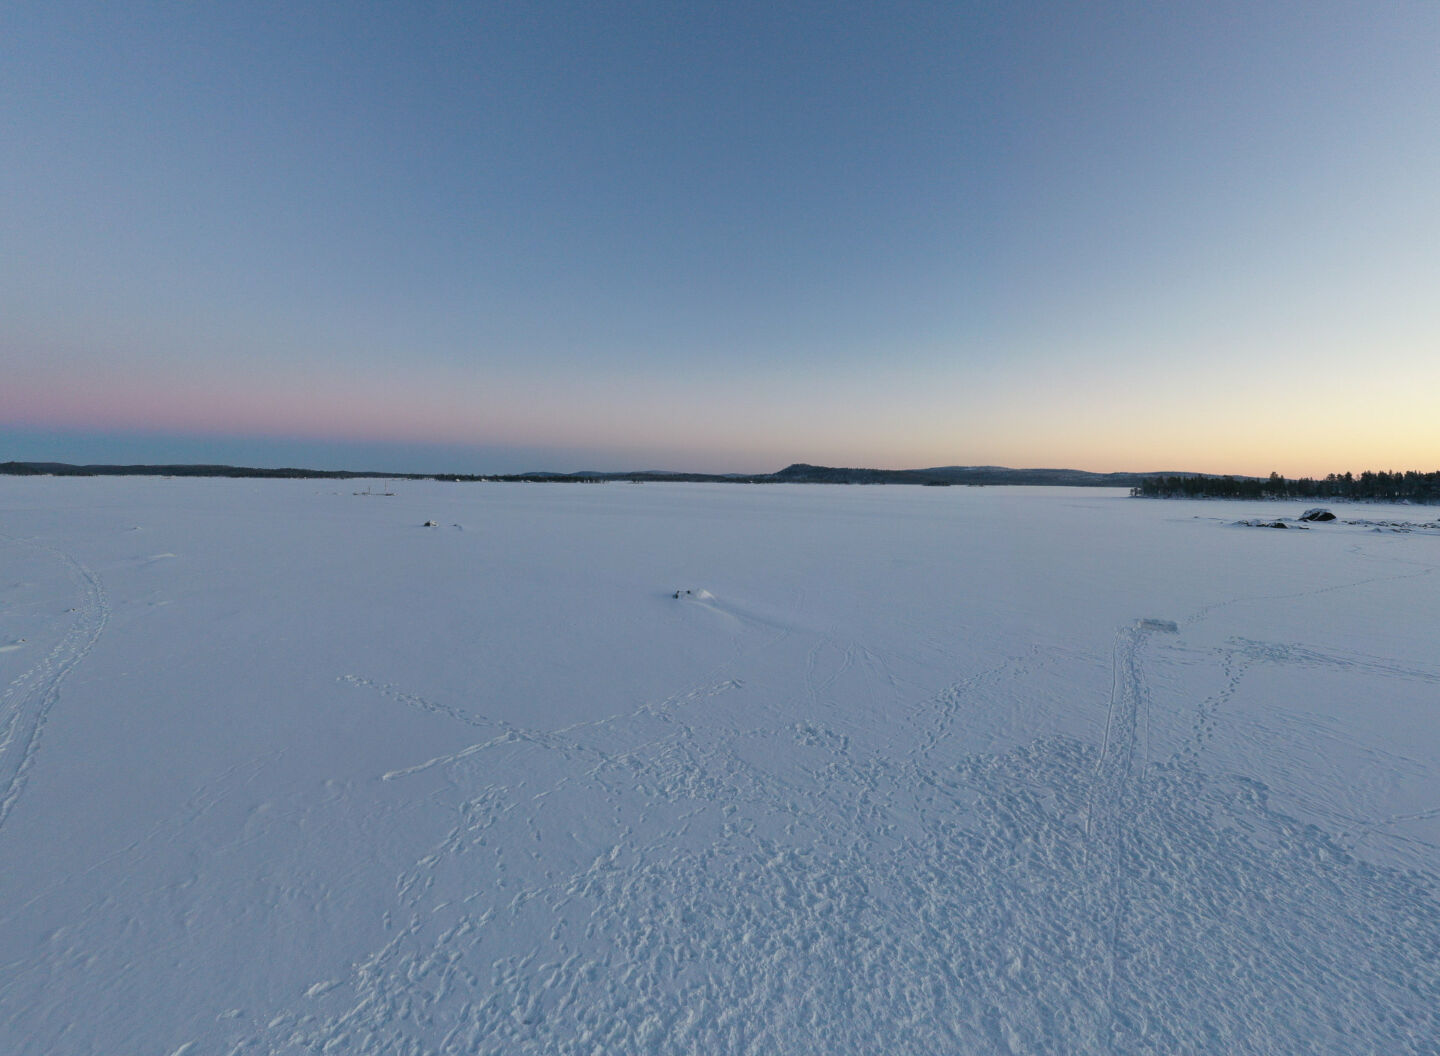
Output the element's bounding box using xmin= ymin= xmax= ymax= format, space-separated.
xmin=4 ymin=461 xmax=1436 ymax=502
xmin=1 ymin=461 xmax=1159 ymax=488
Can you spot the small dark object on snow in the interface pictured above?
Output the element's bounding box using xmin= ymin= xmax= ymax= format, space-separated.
xmin=1299 ymin=508 xmax=1336 ymax=522
xmin=423 ymin=520 xmax=438 ymax=527
xmin=672 ymin=589 xmax=693 ymax=599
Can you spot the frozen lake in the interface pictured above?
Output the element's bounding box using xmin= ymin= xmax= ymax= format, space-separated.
xmin=2 ymin=477 xmax=1437 ymax=1054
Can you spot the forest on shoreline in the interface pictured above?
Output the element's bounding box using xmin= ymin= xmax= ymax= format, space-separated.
xmin=1133 ymin=470 xmax=1440 ymax=504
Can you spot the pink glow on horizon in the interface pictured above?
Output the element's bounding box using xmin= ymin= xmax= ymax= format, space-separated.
xmin=8 ymin=363 xmax=520 ymax=447
xmin=10 ymin=357 xmax=1438 ymax=479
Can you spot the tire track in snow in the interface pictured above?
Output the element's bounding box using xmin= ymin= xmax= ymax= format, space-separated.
xmin=0 ymin=538 xmax=109 ymax=833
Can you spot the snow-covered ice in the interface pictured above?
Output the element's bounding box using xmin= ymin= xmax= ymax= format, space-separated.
xmin=1 ymin=477 xmax=1437 ymax=1054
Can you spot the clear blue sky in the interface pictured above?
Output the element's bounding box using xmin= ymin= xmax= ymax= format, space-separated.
xmin=4 ymin=1 xmax=1437 ymax=474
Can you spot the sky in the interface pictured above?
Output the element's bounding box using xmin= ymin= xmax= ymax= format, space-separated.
xmin=3 ymin=1 xmax=1438 ymax=476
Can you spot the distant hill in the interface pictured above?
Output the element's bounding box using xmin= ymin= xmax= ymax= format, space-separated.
xmin=767 ymin=464 xmax=1159 ymax=487
xmin=0 ymin=460 xmax=1166 ymax=488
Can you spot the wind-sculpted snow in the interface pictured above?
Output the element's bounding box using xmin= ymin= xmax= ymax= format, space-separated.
xmin=243 ymin=626 xmax=1440 ymax=1056
xmin=0 ymin=479 xmax=1437 ymax=1055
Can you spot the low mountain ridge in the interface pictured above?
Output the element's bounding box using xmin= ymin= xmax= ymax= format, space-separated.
xmin=0 ymin=460 xmax=1165 ymax=487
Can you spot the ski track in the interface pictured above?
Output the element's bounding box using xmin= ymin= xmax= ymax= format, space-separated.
xmin=0 ymin=537 xmax=109 ymax=833
xmin=1181 ymin=557 xmax=1434 ymax=629
xmin=1083 ymin=620 xmax=1171 ymax=1049
xmin=1225 ymin=638 xmax=1440 ymax=684
xmin=227 ymin=606 xmax=1440 ymax=1055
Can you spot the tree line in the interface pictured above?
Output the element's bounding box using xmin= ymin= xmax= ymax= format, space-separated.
xmin=1133 ymin=470 xmax=1440 ymax=504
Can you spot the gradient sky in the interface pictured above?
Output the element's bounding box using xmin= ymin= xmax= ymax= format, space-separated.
xmin=4 ymin=1 xmax=1438 ymax=475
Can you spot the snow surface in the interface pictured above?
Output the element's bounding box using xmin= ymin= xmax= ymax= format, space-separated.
xmin=2 ymin=477 xmax=1438 ymax=1055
